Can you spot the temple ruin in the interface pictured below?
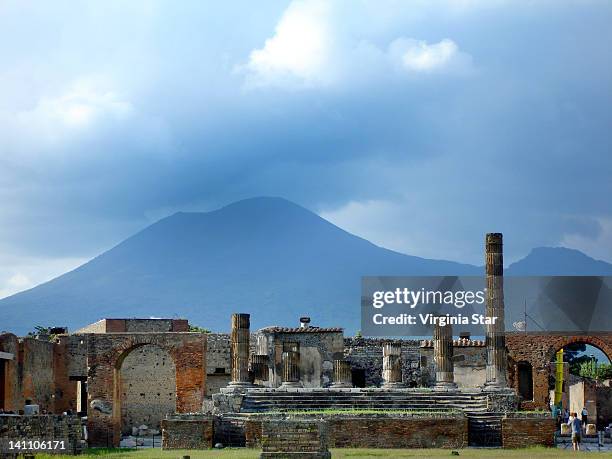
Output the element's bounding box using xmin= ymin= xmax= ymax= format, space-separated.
xmin=2 ymin=233 xmax=612 ymax=453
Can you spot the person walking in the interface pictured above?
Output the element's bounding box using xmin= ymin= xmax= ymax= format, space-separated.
xmin=581 ymin=407 xmax=589 ymax=429
xmin=568 ymin=412 xmax=582 ymax=451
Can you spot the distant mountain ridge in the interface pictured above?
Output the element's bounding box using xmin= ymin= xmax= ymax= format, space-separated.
xmin=1 ymin=197 xmax=611 ymax=335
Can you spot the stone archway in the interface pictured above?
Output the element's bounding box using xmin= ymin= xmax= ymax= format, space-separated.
xmin=506 ymin=332 xmax=612 ymax=410
xmin=546 ymin=336 xmax=612 ymax=366
xmin=86 ymin=333 xmax=206 ymax=447
xmin=115 ymin=344 xmax=177 ymax=435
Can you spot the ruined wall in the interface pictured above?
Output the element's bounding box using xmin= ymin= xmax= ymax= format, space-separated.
xmin=506 ymin=332 xmax=612 ymax=410
xmin=75 ymin=319 xmax=189 ymax=334
xmin=596 ymin=385 xmax=612 ymax=427
xmin=0 ymin=414 xmax=83 ymax=455
xmin=65 ymin=335 xmax=87 ymax=379
xmin=420 ymin=342 xmax=486 ymax=388
xmin=205 ymin=334 xmax=231 ymax=396
xmin=119 ymin=344 xmax=176 ymax=434
xmin=260 ymin=330 xmax=344 ymax=387
xmin=86 ymin=332 xmax=206 ymax=447
xmin=21 ymin=338 xmax=55 ymax=412
xmin=0 ymin=334 xmax=20 ymax=412
xmin=245 ymin=415 xmax=467 ymax=449
xmin=343 ymin=338 xmax=420 ymax=387
xmin=161 ymin=415 xmax=213 ymax=449
xmin=53 ymin=336 xmax=77 ymax=414
xmin=501 ymin=416 xmax=556 ymax=448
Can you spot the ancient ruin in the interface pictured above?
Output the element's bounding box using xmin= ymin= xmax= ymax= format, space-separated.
xmin=1 ymin=232 xmax=612 ymax=453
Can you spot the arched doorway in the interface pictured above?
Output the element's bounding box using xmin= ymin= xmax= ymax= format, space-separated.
xmin=117 ymin=344 xmax=176 ymax=435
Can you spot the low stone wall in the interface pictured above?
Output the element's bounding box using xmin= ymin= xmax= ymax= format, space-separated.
xmin=246 ymin=414 xmax=467 ymax=449
xmin=260 ymin=419 xmax=330 ymax=458
xmin=501 ymin=414 xmax=556 ymax=448
xmin=161 ymin=414 xmax=213 ymax=449
xmin=0 ymin=414 xmax=83 ymax=455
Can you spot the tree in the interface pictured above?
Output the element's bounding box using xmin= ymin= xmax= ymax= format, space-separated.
xmin=189 ymin=325 xmax=211 ymax=333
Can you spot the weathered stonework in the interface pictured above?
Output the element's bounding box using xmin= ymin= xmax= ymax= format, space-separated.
xmin=0 ymin=414 xmax=83 ymax=455
xmin=161 ymin=414 xmax=213 ymax=449
xmin=501 ymin=415 xmax=556 ymax=448
xmin=85 ymin=332 xmax=206 ymax=447
xmin=246 ymin=414 xmax=468 ymax=449
xmin=259 ymin=419 xmax=331 ymax=458
xmin=506 ymin=331 xmax=612 ymax=410
xmin=484 ymin=233 xmax=508 ymax=389
xmin=343 ymin=338 xmax=420 ymax=387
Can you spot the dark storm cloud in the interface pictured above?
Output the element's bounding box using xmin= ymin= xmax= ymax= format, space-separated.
xmin=0 ymin=0 xmax=611 ymax=281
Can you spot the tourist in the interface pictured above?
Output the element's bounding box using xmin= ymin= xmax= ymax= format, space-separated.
xmin=582 ymin=407 xmax=589 ymax=429
xmin=568 ymin=412 xmax=582 ymax=451
xmin=563 ymin=408 xmax=570 ymax=424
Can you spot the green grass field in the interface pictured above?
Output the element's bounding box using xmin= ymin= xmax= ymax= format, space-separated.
xmin=32 ymin=447 xmax=612 ymax=459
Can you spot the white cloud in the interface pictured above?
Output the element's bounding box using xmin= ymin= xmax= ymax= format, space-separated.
xmin=1 ymin=77 xmax=133 ymax=153
xmin=561 ymin=217 xmax=612 ymax=264
xmin=23 ymin=79 xmax=131 ymax=124
xmin=241 ymin=0 xmax=474 ymax=89
xmin=389 ymin=38 xmax=474 ymax=74
xmin=0 ymin=256 xmax=88 ymax=299
xmin=242 ymin=0 xmax=334 ymax=88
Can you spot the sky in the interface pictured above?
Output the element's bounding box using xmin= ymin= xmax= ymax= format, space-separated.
xmin=1 ymin=0 xmax=611 ymax=299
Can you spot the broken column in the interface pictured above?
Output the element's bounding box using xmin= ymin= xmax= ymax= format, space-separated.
xmin=382 ymin=342 xmax=404 ymax=388
xmin=484 ymin=233 xmax=508 ymax=389
xmin=434 ymin=321 xmax=457 ymax=391
xmin=228 ymin=313 xmax=253 ymax=389
xmin=330 ymin=360 xmax=353 ymax=388
xmin=280 ymin=350 xmax=302 ymax=388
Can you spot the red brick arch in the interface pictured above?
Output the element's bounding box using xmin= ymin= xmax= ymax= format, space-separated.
xmin=85 ymin=332 xmax=206 ymax=447
xmin=544 ymin=335 xmax=612 ymax=364
xmin=506 ymin=332 xmax=612 ymax=410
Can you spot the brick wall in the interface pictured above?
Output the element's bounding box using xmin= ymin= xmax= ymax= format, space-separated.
xmin=0 ymin=414 xmax=83 ymax=455
xmin=21 ymin=338 xmax=55 ymax=412
xmin=506 ymin=332 xmax=612 ymax=410
xmin=0 ymin=334 xmax=20 ymax=412
xmin=246 ymin=415 xmax=467 ymax=449
xmin=86 ymin=332 xmax=206 ymax=447
xmin=161 ymin=416 xmax=213 ymax=449
xmin=260 ymin=419 xmax=329 ymax=454
xmin=120 ymin=344 xmax=176 ymax=434
xmin=501 ymin=416 xmax=556 ymax=448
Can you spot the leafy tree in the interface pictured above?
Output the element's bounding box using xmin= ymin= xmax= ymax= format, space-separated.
xmin=27 ymin=326 xmax=58 ymax=341
xmin=579 ymin=362 xmax=612 ymax=380
xmin=189 ymin=325 xmax=211 ymax=333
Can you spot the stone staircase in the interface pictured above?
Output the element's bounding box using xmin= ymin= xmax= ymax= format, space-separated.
xmin=240 ymin=389 xmax=488 ymax=413
xmin=466 ymin=411 xmax=503 ymax=447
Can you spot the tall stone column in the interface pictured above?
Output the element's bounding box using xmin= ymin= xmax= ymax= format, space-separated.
xmin=228 ymin=313 xmax=253 ymax=389
xmin=331 ymin=360 xmax=353 ymax=388
xmin=382 ymin=342 xmax=404 ymax=388
xmin=280 ymin=350 xmax=302 ymax=388
xmin=434 ymin=321 xmax=457 ymax=391
xmin=484 ymin=233 xmax=508 ymax=389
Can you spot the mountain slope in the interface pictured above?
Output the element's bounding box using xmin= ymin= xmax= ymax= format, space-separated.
xmin=0 ymin=197 xmax=479 ymax=334
xmin=1 ymin=197 xmax=611 ymax=335
xmin=506 ymin=246 xmax=612 ymax=276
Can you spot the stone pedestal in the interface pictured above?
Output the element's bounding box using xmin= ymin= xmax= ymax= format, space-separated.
xmin=382 ymin=342 xmax=404 ymax=388
xmin=433 ymin=322 xmax=457 ymax=391
xmin=280 ymin=350 xmax=303 ymax=388
xmin=484 ymin=233 xmax=508 ymax=390
xmin=330 ymin=360 xmax=352 ymax=388
xmin=227 ymin=313 xmax=254 ymax=390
